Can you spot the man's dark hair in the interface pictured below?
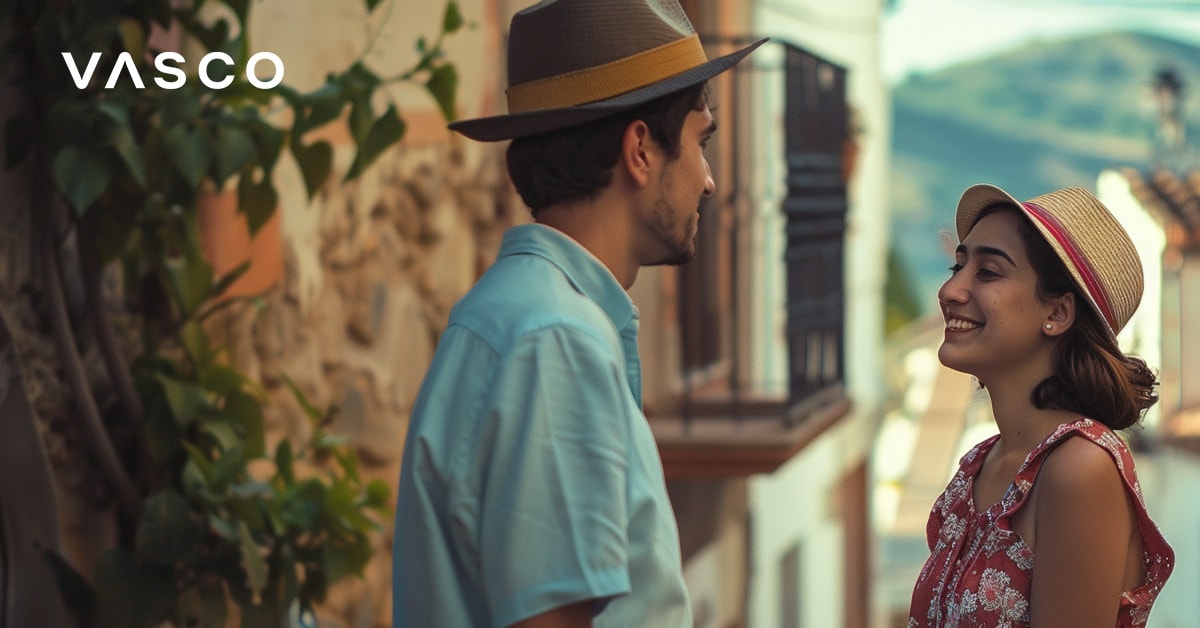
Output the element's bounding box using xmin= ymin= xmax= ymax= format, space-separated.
xmin=506 ymin=82 xmax=708 ymax=215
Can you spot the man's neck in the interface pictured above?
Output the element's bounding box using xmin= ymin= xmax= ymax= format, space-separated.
xmin=536 ymin=196 xmax=638 ymax=289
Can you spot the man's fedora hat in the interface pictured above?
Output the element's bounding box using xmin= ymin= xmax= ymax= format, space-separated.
xmin=955 ymin=184 xmax=1144 ymax=339
xmin=449 ymin=0 xmax=767 ymax=141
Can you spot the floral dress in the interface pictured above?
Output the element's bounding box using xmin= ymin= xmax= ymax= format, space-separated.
xmin=908 ymin=418 xmax=1174 ymax=627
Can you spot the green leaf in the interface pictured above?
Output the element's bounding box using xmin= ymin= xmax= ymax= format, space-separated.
xmin=279 ymin=480 xmax=323 ymax=529
xmin=42 ymin=550 xmax=98 ymax=619
xmin=164 ymin=124 xmax=214 ymax=189
xmin=443 ymin=1 xmax=464 ymax=33
xmin=95 ymin=549 xmax=175 ymax=628
xmin=324 ymin=481 xmax=373 ymax=532
xmin=155 ymin=373 xmax=209 ymax=428
xmin=275 ymin=439 xmax=296 ymax=484
xmin=333 ymin=448 xmax=360 ymax=484
xmin=52 ymin=145 xmax=114 ymax=215
xmin=249 ymin=122 xmax=286 ymax=173
xmin=162 ymin=250 xmax=215 ymax=316
xmin=337 ymin=62 xmax=382 ymax=98
xmin=364 ymin=479 xmax=390 ymax=509
xmin=312 ymin=429 xmax=349 ymax=451
xmin=227 ymin=494 xmax=268 ymax=533
xmin=223 ymin=389 xmax=266 ymax=457
xmin=145 ymin=400 xmax=183 ymax=464
xmin=348 ymin=98 xmax=374 ymax=146
xmin=182 ymin=456 xmax=210 ymax=498
xmin=235 ymin=172 xmax=279 ymax=236
xmin=96 ymin=205 xmax=137 ymax=261
xmin=213 ymin=79 xmax=277 ymax=105
xmin=179 ymin=320 xmax=212 ymax=369
xmin=238 ymin=520 xmax=269 ymax=600
xmin=292 ymin=140 xmax=332 ymax=199
xmin=107 ymin=124 xmax=148 ymax=187
xmin=297 ymin=83 xmax=345 ymax=133
xmin=199 ymin=363 xmax=249 ymax=397
xmin=209 ymin=444 xmax=246 ymax=494
xmin=210 ymin=259 xmax=252 ymax=299
xmin=344 ymin=105 xmax=405 ymax=181
xmin=183 ymin=442 xmax=215 ymax=476
xmin=230 ymin=479 xmax=272 ymax=500
xmin=281 ymin=373 xmax=322 ymax=422
xmin=161 ymin=87 xmax=204 ymax=128
xmin=208 ymin=512 xmax=241 ymax=541
xmin=97 ymin=101 xmax=148 ymax=187
xmin=136 ymin=489 xmax=202 ymax=565
xmin=321 ymin=533 xmax=372 ymax=584
xmin=261 ymin=495 xmax=287 ymax=538
xmin=203 ymin=419 xmax=242 ymax=453
xmin=212 ymin=125 xmax=257 ymax=188
xmin=425 ymin=63 xmax=458 ymax=122
xmin=185 ymin=16 xmax=232 ymax=53
xmin=178 ymin=583 xmax=228 ymax=628
xmin=96 ymin=100 xmax=131 ymax=127
xmin=117 ymin=17 xmax=146 ymax=62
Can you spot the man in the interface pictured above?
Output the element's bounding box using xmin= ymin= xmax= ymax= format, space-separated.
xmin=392 ymin=1 xmax=764 ymax=626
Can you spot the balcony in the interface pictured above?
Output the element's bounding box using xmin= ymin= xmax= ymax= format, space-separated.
xmin=649 ymin=39 xmax=853 ymax=478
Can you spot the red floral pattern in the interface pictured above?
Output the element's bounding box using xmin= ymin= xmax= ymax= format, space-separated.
xmin=908 ymin=419 xmax=1174 ymax=627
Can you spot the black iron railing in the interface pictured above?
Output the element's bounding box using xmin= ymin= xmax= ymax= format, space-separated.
xmin=677 ymin=38 xmax=847 ymax=421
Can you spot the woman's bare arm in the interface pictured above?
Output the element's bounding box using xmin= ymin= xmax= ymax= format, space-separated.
xmin=1029 ymin=437 xmax=1137 ymax=627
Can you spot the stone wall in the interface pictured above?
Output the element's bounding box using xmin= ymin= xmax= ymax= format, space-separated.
xmin=204 ymin=138 xmax=521 ymax=627
xmin=0 ymin=126 xmax=517 ymax=628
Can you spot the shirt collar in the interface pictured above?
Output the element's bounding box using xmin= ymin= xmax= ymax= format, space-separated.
xmin=497 ymin=223 xmax=637 ymax=331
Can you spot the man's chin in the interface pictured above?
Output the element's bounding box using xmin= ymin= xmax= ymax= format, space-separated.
xmin=649 ymin=244 xmax=696 ymax=267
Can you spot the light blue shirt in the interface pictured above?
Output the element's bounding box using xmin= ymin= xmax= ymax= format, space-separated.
xmin=393 ymin=224 xmax=691 ymax=628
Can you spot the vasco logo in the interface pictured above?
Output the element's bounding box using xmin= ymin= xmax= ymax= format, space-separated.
xmin=61 ymin=51 xmax=284 ymax=90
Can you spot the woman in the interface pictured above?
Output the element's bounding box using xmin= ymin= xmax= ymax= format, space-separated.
xmin=907 ymin=184 xmax=1174 ymax=627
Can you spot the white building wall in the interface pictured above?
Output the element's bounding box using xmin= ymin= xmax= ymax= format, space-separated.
xmin=747 ymin=0 xmax=891 ymax=625
xmin=1097 ymin=170 xmax=1167 ymax=429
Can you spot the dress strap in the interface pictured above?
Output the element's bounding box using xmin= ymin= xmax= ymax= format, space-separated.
xmin=1002 ymin=418 xmax=1174 ymax=602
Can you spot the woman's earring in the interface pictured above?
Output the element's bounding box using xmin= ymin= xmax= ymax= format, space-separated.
xmin=1045 ymin=323 xmax=1053 ymax=330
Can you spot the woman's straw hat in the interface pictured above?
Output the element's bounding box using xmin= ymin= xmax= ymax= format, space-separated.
xmin=955 ymin=183 xmax=1144 ymax=338
xmin=449 ymin=0 xmax=766 ymax=141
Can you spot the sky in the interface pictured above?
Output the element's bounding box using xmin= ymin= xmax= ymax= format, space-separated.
xmin=882 ymin=0 xmax=1200 ymax=84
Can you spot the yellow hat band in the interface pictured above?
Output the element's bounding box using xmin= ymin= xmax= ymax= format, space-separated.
xmin=506 ymin=34 xmax=708 ymax=113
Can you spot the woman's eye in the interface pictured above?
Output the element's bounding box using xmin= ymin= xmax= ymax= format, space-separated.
xmin=948 ymin=263 xmax=963 ymax=273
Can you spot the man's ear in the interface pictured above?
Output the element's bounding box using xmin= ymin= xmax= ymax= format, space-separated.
xmin=1044 ymin=291 xmax=1077 ymax=337
xmin=621 ymin=119 xmax=653 ymax=187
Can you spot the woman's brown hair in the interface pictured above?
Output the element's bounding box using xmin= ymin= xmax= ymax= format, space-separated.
xmin=977 ymin=205 xmax=1158 ymax=429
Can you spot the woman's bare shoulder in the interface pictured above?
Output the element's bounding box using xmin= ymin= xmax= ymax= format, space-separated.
xmin=1036 ymin=435 xmax=1129 ymax=513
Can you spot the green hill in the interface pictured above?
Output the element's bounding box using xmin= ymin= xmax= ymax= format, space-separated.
xmin=889 ymin=30 xmax=1200 ymax=316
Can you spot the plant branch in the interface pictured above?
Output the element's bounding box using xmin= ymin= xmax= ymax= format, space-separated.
xmin=77 ymin=214 xmax=145 ymax=428
xmin=34 ymin=165 xmax=141 ymax=518
xmin=356 ymin=0 xmax=397 ymax=62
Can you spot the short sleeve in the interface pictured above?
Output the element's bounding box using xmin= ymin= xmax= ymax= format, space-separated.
xmin=470 ymin=324 xmax=634 ymax=627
